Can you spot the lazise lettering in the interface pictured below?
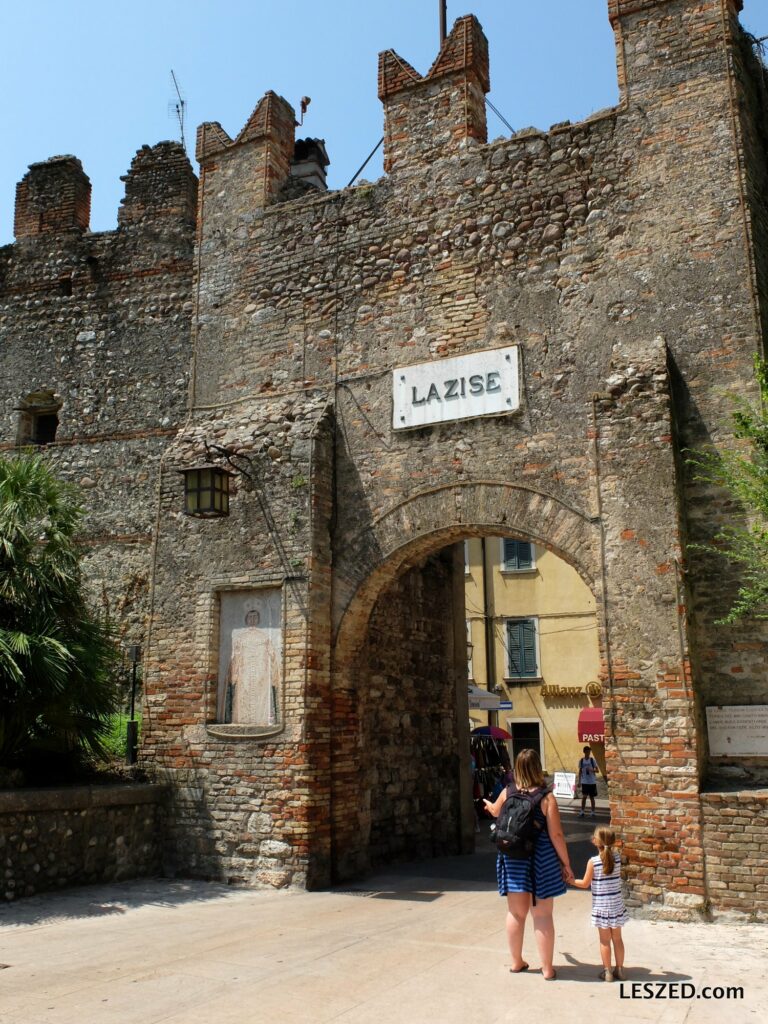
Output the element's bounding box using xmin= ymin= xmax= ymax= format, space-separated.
xmin=411 ymin=372 xmax=502 ymax=406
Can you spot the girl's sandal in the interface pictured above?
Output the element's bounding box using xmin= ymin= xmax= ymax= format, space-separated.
xmin=509 ymin=962 xmax=529 ymax=973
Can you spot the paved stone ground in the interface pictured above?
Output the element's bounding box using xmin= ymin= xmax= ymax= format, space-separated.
xmin=0 ymin=807 xmax=765 ymax=1023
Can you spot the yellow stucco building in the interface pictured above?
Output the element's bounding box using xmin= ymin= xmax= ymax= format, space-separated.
xmin=465 ymin=538 xmax=604 ymax=780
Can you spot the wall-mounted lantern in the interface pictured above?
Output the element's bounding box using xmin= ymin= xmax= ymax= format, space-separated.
xmin=183 ymin=466 xmax=231 ymax=518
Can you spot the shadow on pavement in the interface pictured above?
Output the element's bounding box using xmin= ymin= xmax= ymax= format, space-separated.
xmin=0 ymin=878 xmax=238 ymax=929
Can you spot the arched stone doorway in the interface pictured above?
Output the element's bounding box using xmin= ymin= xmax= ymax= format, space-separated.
xmin=329 ymin=483 xmax=602 ymax=882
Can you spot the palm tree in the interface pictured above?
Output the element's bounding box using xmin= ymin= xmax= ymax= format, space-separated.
xmin=0 ymin=453 xmax=119 ymax=776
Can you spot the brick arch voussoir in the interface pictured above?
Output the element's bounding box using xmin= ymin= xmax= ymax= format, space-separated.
xmin=334 ymin=481 xmax=598 ymax=666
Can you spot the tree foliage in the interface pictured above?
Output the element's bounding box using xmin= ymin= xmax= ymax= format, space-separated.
xmin=0 ymin=453 xmax=119 ymax=774
xmin=688 ymin=356 xmax=768 ymax=624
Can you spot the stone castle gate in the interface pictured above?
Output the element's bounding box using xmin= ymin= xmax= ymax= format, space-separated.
xmin=1 ymin=0 xmax=767 ymax=917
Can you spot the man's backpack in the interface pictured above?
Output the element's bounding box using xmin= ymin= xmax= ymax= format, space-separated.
xmin=491 ymin=784 xmax=550 ymax=859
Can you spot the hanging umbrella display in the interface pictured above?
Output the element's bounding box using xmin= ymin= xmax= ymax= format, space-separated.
xmin=471 ymin=725 xmax=512 ymax=740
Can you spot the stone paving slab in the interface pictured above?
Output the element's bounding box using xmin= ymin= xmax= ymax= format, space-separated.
xmin=0 ymin=853 xmax=765 ymax=1024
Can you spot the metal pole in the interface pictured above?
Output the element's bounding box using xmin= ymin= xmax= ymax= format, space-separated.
xmin=481 ymin=538 xmax=498 ymax=728
xmin=126 ymin=645 xmax=141 ymax=766
xmin=439 ymin=0 xmax=447 ymax=46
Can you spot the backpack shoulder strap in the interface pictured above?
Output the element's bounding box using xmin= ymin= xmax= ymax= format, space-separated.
xmin=531 ymin=784 xmax=552 ymax=809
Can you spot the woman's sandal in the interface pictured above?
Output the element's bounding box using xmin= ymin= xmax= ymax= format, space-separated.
xmin=509 ymin=962 xmax=529 ymax=973
xmin=542 ymin=969 xmax=557 ymax=981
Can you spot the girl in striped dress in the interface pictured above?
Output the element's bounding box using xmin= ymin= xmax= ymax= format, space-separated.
xmin=573 ymin=826 xmax=628 ymax=982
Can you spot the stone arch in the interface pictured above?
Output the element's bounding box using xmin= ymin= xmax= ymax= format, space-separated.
xmin=334 ymin=480 xmax=600 ymax=662
xmin=328 ymin=481 xmax=602 ymax=883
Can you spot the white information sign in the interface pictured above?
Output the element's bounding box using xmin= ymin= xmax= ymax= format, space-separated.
xmin=393 ymin=346 xmax=520 ymax=430
xmin=706 ymin=705 xmax=768 ymax=757
xmin=553 ymin=772 xmax=576 ymax=798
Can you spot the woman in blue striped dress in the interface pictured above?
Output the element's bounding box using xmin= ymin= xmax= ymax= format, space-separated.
xmin=484 ymin=749 xmax=574 ymax=980
xmin=572 ymin=826 xmax=628 ymax=982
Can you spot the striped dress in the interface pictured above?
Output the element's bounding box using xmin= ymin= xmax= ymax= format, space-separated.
xmin=496 ymin=796 xmax=567 ymax=901
xmin=590 ymin=853 xmax=629 ymax=928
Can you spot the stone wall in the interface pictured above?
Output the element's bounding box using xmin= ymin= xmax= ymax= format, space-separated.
xmin=701 ymin=789 xmax=768 ymax=918
xmin=334 ymin=550 xmax=468 ymax=879
xmin=0 ymin=142 xmax=197 ymax=648
xmin=0 ymin=785 xmax=165 ymax=900
xmin=1 ymin=0 xmax=766 ymax=916
xmin=139 ymin=2 xmax=767 ymax=911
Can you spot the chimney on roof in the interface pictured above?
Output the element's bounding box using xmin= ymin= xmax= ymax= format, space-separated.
xmin=290 ymin=138 xmax=330 ymax=191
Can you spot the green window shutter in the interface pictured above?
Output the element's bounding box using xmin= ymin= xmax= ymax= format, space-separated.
xmin=507 ymin=619 xmax=538 ymax=677
xmin=517 ymin=542 xmax=533 ymax=570
xmin=503 ymin=539 xmax=533 ymax=570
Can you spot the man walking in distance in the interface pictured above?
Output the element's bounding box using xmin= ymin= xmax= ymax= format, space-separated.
xmin=577 ymin=746 xmax=600 ymax=818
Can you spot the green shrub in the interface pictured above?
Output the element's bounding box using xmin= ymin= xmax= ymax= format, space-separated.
xmin=0 ymin=453 xmax=120 ymax=779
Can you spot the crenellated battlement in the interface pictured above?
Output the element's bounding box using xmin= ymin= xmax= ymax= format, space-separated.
xmin=196 ymin=92 xmax=296 ymax=211
xmin=196 ymin=91 xmax=295 ymax=164
xmin=378 ymin=15 xmax=489 ymax=175
xmin=14 ymin=156 xmax=91 ymax=240
xmin=378 ymin=14 xmax=489 ymax=100
xmin=118 ymin=142 xmax=197 ymax=229
xmin=11 ymin=142 xmax=196 ymax=243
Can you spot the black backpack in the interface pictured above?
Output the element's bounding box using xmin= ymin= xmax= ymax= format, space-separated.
xmin=491 ymin=784 xmax=550 ymax=859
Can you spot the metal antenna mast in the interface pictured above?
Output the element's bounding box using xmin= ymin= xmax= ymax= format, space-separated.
xmin=439 ymin=0 xmax=447 ymax=46
xmin=170 ymin=69 xmax=186 ymax=151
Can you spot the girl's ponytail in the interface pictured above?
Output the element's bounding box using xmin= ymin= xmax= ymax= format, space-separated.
xmin=594 ymin=826 xmax=616 ymax=875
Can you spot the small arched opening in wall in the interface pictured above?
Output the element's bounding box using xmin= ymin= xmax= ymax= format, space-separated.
xmin=326 ymin=482 xmax=604 ymax=884
xmin=15 ymin=390 xmax=62 ymax=446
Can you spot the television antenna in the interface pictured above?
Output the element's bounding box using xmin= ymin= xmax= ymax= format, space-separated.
xmin=168 ymin=69 xmax=187 ymax=152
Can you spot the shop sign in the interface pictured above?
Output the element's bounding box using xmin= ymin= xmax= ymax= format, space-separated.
xmin=541 ymin=682 xmax=602 ymax=698
xmin=392 ymin=346 xmax=519 ymax=430
xmin=541 ymin=685 xmax=583 ymax=697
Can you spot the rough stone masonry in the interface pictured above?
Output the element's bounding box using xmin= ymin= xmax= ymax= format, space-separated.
xmin=1 ymin=0 xmax=767 ymax=918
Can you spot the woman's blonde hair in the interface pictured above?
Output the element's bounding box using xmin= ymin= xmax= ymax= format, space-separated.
xmin=594 ymin=826 xmax=617 ymax=875
xmin=514 ymin=748 xmax=545 ymax=790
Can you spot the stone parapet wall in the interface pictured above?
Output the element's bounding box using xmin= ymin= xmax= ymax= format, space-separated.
xmin=0 ymin=784 xmax=166 ymax=901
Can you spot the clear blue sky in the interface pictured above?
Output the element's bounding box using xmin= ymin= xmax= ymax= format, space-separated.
xmin=2 ymin=0 xmax=767 ymax=244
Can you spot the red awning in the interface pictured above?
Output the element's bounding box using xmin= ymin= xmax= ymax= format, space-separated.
xmin=578 ymin=707 xmax=605 ymax=743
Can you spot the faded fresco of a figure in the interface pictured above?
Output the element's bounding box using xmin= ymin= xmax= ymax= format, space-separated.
xmin=218 ymin=589 xmax=281 ymax=725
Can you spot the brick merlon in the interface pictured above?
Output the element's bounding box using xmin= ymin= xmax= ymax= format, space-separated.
xmin=196 ymin=91 xmax=296 ymax=164
xmin=378 ymin=14 xmax=489 ymax=101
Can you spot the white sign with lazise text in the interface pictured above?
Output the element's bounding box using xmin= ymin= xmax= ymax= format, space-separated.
xmin=393 ymin=346 xmax=520 ymax=430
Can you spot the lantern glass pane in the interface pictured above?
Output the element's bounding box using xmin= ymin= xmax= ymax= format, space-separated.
xmin=183 ymin=466 xmax=230 ymax=517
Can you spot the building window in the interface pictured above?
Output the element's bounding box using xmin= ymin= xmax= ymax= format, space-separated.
xmin=506 ymin=617 xmax=539 ymax=678
xmin=464 ymin=539 xmax=471 ymax=574
xmin=217 ymin=588 xmax=282 ymax=726
xmin=16 ymin=391 xmax=61 ymax=446
xmin=501 ymin=538 xmax=534 ymax=572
